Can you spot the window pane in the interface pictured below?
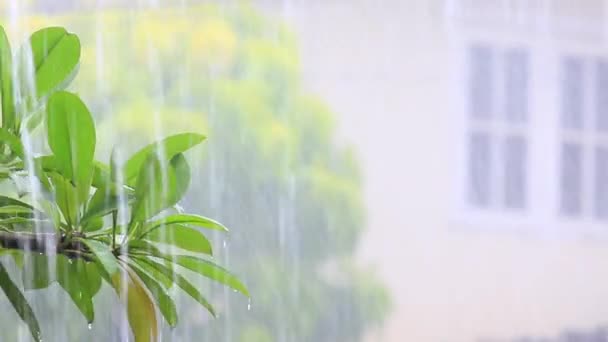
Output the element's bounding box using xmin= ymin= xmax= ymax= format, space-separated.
xmin=596 ymin=60 xmax=608 ymax=131
xmin=503 ymin=135 xmax=527 ymax=209
xmin=468 ymin=44 xmax=493 ymax=120
xmin=561 ymin=57 xmax=584 ymax=130
xmin=560 ymin=143 xmax=583 ymax=216
xmin=595 ymin=147 xmax=608 ymax=219
xmin=504 ymin=49 xmax=528 ymax=123
xmin=468 ymin=132 xmax=492 ymax=207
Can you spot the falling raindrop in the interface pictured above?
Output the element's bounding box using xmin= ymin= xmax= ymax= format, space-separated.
xmin=247 ymin=299 xmax=252 ymax=311
xmin=87 ymin=323 xmax=92 ymax=330
xmin=222 ymin=240 xmax=227 ymax=248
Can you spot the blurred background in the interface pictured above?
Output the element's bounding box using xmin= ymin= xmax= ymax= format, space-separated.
xmin=3 ymin=0 xmax=608 ymax=341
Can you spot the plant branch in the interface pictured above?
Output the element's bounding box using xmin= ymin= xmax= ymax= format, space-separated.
xmin=0 ymin=231 xmax=93 ymax=260
xmin=0 ymin=231 xmax=59 ymax=253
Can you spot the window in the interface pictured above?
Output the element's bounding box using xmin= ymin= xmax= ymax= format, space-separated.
xmin=466 ymin=44 xmax=529 ymax=211
xmin=559 ymin=57 xmax=608 ymax=220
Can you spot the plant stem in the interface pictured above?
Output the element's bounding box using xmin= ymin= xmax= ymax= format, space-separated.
xmin=0 ymin=231 xmax=59 ymax=253
xmin=0 ymin=231 xmax=91 ymax=260
xmin=111 ymin=210 xmax=117 ymax=250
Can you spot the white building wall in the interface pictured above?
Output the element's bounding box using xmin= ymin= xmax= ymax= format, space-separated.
xmin=263 ymin=0 xmax=608 ymax=341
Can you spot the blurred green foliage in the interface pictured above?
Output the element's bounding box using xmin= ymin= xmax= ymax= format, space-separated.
xmin=7 ymin=3 xmax=390 ymax=341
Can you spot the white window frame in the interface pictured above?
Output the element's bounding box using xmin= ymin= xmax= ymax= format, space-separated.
xmin=447 ymin=8 xmax=608 ymax=240
xmin=553 ymin=50 xmax=608 ymax=235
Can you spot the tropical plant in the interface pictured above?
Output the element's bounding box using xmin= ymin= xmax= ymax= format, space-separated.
xmin=0 ymin=25 xmax=247 ymax=342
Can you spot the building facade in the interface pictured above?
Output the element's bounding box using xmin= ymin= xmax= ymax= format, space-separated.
xmin=271 ymin=0 xmax=608 ymax=341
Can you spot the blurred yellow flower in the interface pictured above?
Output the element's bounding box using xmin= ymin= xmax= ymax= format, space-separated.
xmin=189 ymin=18 xmax=237 ymax=67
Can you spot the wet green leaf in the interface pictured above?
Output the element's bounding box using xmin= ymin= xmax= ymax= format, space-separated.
xmin=0 ymin=262 xmax=41 ymax=342
xmin=153 ymin=253 xmax=248 ymax=297
xmin=47 ymin=91 xmax=96 ymax=207
xmin=83 ymin=188 xmax=119 ymax=225
xmin=126 ymin=240 xmax=163 ymax=256
xmin=123 ymin=133 xmax=205 ymax=186
xmin=130 ymin=257 xmax=173 ymax=289
xmin=174 ymin=255 xmax=249 ymax=297
xmin=143 ymin=224 xmax=212 ymax=255
xmin=0 ymin=205 xmax=33 ymax=215
xmin=143 ymin=213 xmax=228 ymax=235
xmin=82 ymin=216 xmax=104 ymax=232
xmin=0 ymin=26 xmax=14 ymax=132
xmin=0 ymin=128 xmax=23 ymax=159
xmin=127 ymin=260 xmax=178 ymax=327
xmin=168 ymin=153 xmax=190 ymax=205
xmin=137 ymin=257 xmax=216 ymax=317
xmin=49 ymin=172 xmax=78 ymax=227
xmin=22 ymin=254 xmax=54 ymax=290
xmin=112 ymin=268 xmax=159 ymax=342
xmin=79 ymin=239 xmax=118 ymax=276
xmin=0 ymin=196 xmax=34 ymax=209
xmin=131 ymin=153 xmax=177 ymax=224
xmin=84 ymin=259 xmax=102 ymax=296
xmin=27 ymin=27 xmax=80 ymax=99
xmin=56 ymin=256 xmax=94 ymax=323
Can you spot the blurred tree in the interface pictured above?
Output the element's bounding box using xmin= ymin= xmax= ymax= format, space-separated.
xmin=13 ymin=3 xmax=390 ymax=341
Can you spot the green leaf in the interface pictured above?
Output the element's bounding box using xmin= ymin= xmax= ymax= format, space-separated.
xmin=0 ymin=25 xmax=15 ymax=132
xmin=46 ymin=91 xmax=96 ymax=206
xmin=166 ymin=153 xmax=190 ymax=207
xmin=9 ymin=251 xmax=23 ymax=268
xmin=22 ymin=254 xmax=54 ymax=290
xmin=157 ymin=254 xmax=249 ymax=297
xmin=36 ymin=198 xmax=62 ymax=231
xmin=82 ymin=216 xmax=103 ymax=233
xmin=0 ymin=205 xmax=33 ymax=215
xmin=0 ymin=217 xmax=48 ymax=226
xmin=84 ymin=260 xmax=102 ymax=296
xmin=27 ymin=27 xmax=80 ymax=99
xmin=143 ymin=214 xmax=228 ymax=235
xmin=56 ymin=256 xmax=94 ymax=323
xmin=91 ymin=160 xmax=133 ymax=195
xmin=123 ymin=133 xmax=205 ymax=187
xmin=127 ymin=260 xmax=178 ymax=327
xmin=129 ymin=153 xmax=193 ymax=230
xmin=83 ymin=188 xmax=119 ymax=224
xmin=0 ymin=128 xmax=23 ymax=159
xmin=91 ymin=161 xmax=110 ymax=188
xmin=126 ymin=240 xmax=164 ymax=257
xmin=49 ymin=172 xmax=78 ymax=227
xmin=130 ymin=153 xmax=177 ymax=224
xmin=143 ymin=224 xmax=212 ymax=255
xmin=0 ymin=196 xmax=34 ymax=209
xmin=137 ymin=257 xmax=216 ymax=317
xmin=0 ymin=262 xmax=41 ymax=342
xmin=131 ymin=257 xmax=173 ymax=289
xmin=22 ymin=107 xmax=44 ymax=133
xmin=33 ymin=156 xmax=116 ymax=194
xmin=79 ymin=239 xmax=118 ymax=276
xmin=112 ymin=268 xmax=159 ymax=342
